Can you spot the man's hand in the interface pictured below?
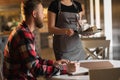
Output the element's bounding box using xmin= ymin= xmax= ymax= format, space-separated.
xmin=54 ymin=59 xmax=69 ymax=68
xmin=66 ymin=62 xmax=76 ymax=73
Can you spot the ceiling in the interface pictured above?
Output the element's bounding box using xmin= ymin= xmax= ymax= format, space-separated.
xmin=0 ymin=0 xmax=87 ymax=16
xmin=0 ymin=0 xmax=21 ymax=6
xmin=0 ymin=0 xmax=21 ymax=16
xmin=0 ymin=0 xmax=86 ymax=8
xmin=0 ymin=0 xmax=21 ymax=11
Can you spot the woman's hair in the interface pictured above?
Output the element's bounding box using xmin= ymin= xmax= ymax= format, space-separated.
xmin=23 ymin=0 xmax=42 ymax=18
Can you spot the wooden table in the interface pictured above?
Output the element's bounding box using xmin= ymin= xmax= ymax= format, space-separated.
xmin=37 ymin=60 xmax=120 ymax=80
xmin=52 ymin=75 xmax=89 ymax=80
xmin=81 ymin=36 xmax=106 ymax=40
xmin=51 ymin=60 xmax=120 ymax=80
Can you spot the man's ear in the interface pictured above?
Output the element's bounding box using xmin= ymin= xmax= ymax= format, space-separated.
xmin=32 ymin=10 xmax=37 ymax=18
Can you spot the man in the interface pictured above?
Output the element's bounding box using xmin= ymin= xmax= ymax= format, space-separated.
xmin=3 ymin=0 xmax=76 ymax=80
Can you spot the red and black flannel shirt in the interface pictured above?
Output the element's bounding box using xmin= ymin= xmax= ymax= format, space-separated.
xmin=3 ymin=21 xmax=67 ymax=80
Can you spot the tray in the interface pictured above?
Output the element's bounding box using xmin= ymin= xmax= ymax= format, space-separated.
xmin=79 ymin=29 xmax=102 ymax=35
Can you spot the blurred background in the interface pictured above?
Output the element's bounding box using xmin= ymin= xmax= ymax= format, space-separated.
xmin=0 ymin=0 xmax=120 ymax=60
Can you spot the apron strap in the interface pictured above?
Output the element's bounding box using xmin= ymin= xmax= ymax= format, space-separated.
xmin=58 ymin=1 xmax=61 ymax=14
xmin=58 ymin=0 xmax=79 ymax=14
xmin=72 ymin=0 xmax=79 ymax=13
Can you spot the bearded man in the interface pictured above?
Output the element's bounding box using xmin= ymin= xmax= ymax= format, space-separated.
xmin=3 ymin=0 xmax=76 ymax=80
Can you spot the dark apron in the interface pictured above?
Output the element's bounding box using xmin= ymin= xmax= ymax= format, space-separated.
xmin=53 ymin=1 xmax=85 ymax=61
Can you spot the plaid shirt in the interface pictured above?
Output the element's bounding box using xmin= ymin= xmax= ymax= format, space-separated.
xmin=3 ymin=22 xmax=67 ymax=80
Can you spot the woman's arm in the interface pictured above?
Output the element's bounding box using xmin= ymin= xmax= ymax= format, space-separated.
xmin=48 ymin=11 xmax=74 ymax=36
xmin=78 ymin=12 xmax=83 ymax=25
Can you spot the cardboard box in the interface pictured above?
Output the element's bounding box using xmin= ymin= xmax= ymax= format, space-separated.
xmin=80 ymin=60 xmax=120 ymax=80
xmin=80 ymin=60 xmax=113 ymax=69
xmin=89 ymin=68 xmax=120 ymax=80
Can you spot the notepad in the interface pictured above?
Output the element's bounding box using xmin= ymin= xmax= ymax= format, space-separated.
xmin=69 ymin=67 xmax=89 ymax=75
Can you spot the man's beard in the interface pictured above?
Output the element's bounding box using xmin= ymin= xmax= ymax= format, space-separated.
xmin=34 ymin=17 xmax=43 ymax=28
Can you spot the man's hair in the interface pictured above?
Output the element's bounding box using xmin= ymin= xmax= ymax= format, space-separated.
xmin=23 ymin=0 xmax=42 ymax=19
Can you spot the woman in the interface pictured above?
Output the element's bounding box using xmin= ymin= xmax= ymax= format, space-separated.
xmin=48 ymin=0 xmax=85 ymax=61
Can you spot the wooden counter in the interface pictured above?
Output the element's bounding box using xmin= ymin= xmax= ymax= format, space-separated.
xmin=81 ymin=36 xmax=106 ymax=40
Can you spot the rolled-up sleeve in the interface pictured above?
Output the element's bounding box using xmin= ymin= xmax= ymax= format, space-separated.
xmin=18 ymin=31 xmax=67 ymax=78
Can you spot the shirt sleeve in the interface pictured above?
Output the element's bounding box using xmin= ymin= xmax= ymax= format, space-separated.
xmin=48 ymin=1 xmax=59 ymax=14
xmin=29 ymin=57 xmax=67 ymax=78
xmin=18 ymin=31 xmax=67 ymax=78
xmin=30 ymin=58 xmax=59 ymax=77
xmin=74 ymin=1 xmax=83 ymax=12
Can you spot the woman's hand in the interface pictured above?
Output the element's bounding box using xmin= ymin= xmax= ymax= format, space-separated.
xmin=65 ymin=28 xmax=74 ymax=37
